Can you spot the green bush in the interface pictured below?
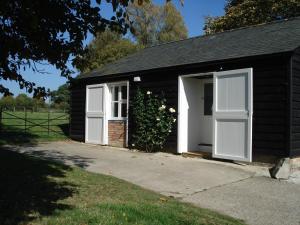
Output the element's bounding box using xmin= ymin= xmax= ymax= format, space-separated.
xmin=131 ymin=88 xmax=176 ymax=152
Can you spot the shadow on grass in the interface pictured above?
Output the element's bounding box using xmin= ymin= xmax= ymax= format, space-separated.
xmin=0 ymin=124 xmax=39 ymax=146
xmin=0 ymin=147 xmax=76 ymax=225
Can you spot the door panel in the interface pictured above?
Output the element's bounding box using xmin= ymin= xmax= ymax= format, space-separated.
xmin=216 ymin=74 xmax=248 ymax=111
xmin=87 ymin=117 xmax=103 ymax=143
xmin=213 ymin=68 xmax=253 ymax=162
xmin=87 ymin=87 xmax=104 ymax=112
xmin=215 ymin=119 xmax=248 ymax=158
xmin=86 ymin=84 xmax=105 ymax=144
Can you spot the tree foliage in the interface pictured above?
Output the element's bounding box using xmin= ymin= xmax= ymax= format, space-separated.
xmin=50 ymin=83 xmax=70 ymax=110
xmin=157 ymin=2 xmax=188 ymax=43
xmin=15 ymin=94 xmax=33 ymax=108
xmin=74 ymin=1 xmax=187 ymax=73
xmin=73 ymin=30 xmax=140 ymax=73
xmin=0 ymin=95 xmax=15 ymax=109
xmin=204 ymin=0 xmax=300 ymax=34
xmin=0 ymin=0 xmax=160 ymax=97
xmin=127 ymin=1 xmax=187 ymax=47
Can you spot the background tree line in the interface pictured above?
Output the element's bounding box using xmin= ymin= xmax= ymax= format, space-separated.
xmin=0 ymin=94 xmax=46 ymax=111
xmin=0 ymin=84 xmax=70 ymax=111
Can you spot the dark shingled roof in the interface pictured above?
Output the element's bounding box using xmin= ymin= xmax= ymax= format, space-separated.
xmin=80 ymin=17 xmax=300 ymax=79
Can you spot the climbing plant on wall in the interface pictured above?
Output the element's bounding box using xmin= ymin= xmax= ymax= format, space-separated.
xmin=131 ymin=88 xmax=176 ymax=152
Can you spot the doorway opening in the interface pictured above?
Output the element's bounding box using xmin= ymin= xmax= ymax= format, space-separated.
xmin=178 ymin=73 xmax=213 ymax=154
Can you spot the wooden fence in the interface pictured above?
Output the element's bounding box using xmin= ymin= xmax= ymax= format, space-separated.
xmin=0 ymin=108 xmax=69 ymax=137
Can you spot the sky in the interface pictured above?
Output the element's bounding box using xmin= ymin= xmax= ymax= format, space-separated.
xmin=1 ymin=0 xmax=226 ymax=97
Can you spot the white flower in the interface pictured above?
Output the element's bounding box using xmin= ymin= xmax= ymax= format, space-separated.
xmin=132 ymin=143 xmax=135 ymax=147
xmin=168 ymin=130 xmax=172 ymax=133
xmin=147 ymin=91 xmax=152 ymax=95
xmin=173 ymin=118 xmax=176 ymax=122
xmin=169 ymin=108 xmax=176 ymax=113
xmin=159 ymin=105 xmax=166 ymax=111
xmin=156 ymin=118 xmax=160 ymax=121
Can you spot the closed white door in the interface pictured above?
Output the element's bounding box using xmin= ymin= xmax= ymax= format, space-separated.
xmin=85 ymin=84 xmax=106 ymax=144
xmin=213 ymin=68 xmax=253 ymax=162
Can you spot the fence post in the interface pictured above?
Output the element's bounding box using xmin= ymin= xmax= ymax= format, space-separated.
xmin=24 ymin=108 xmax=27 ymax=132
xmin=48 ymin=110 xmax=50 ymax=136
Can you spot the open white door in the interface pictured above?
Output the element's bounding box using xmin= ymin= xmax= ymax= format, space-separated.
xmin=213 ymin=68 xmax=253 ymax=162
xmin=85 ymin=84 xmax=107 ymax=144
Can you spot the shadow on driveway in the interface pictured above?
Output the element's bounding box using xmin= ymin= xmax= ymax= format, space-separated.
xmin=0 ymin=147 xmax=75 ymax=225
xmin=18 ymin=148 xmax=94 ymax=169
xmin=5 ymin=143 xmax=95 ymax=169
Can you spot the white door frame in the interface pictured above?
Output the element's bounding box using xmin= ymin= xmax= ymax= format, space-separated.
xmin=212 ymin=68 xmax=253 ymax=162
xmin=85 ymin=84 xmax=108 ymax=144
xmin=177 ymin=72 xmax=213 ymax=153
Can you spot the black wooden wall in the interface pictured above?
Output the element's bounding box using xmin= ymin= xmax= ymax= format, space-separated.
xmin=70 ymin=53 xmax=291 ymax=157
xmin=251 ymin=57 xmax=289 ymax=157
xmin=69 ymin=84 xmax=85 ymax=140
xmin=290 ymin=48 xmax=300 ymax=158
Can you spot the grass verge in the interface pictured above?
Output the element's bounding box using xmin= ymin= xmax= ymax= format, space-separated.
xmin=0 ymin=148 xmax=245 ymax=225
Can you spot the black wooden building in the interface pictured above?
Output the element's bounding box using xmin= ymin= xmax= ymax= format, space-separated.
xmin=70 ymin=17 xmax=300 ymax=162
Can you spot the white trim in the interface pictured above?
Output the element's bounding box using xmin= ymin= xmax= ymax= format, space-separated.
xmin=126 ymin=81 xmax=129 ymax=147
xmin=179 ymin=72 xmax=213 ymax=78
xmin=177 ymin=76 xmax=185 ymax=153
xmin=103 ymin=84 xmax=109 ymax=145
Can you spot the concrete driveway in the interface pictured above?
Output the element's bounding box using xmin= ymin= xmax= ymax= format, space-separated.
xmin=4 ymin=141 xmax=300 ymax=225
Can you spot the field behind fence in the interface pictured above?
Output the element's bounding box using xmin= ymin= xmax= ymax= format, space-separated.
xmin=0 ymin=108 xmax=70 ymax=144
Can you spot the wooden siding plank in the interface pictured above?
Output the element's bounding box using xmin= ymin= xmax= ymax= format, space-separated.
xmin=291 ymin=48 xmax=300 ymax=157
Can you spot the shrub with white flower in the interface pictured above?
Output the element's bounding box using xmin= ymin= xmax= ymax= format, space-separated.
xmin=131 ymin=88 xmax=176 ymax=152
xmin=169 ymin=108 xmax=176 ymax=113
xmin=159 ymin=105 xmax=166 ymax=111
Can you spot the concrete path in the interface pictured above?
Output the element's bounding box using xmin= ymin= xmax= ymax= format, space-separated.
xmin=4 ymin=141 xmax=300 ymax=225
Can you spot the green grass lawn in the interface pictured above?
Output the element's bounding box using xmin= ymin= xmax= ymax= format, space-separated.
xmin=0 ymin=149 xmax=245 ymax=225
xmin=0 ymin=111 xmax=69 ymax=145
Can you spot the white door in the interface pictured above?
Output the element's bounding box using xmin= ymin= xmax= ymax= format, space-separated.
xmin=85 ymin=84 xmax=106 ymax=144
xmin=213 ymin=68 xmax=253 ymax=162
